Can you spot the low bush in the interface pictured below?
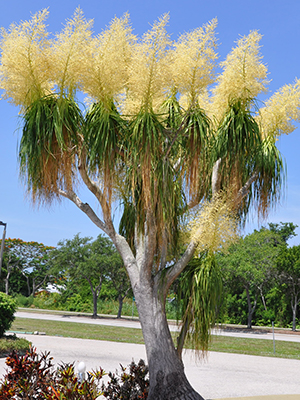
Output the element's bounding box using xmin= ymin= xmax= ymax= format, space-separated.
xmin=0 ymin=347 xmax=149 ymax=399
xmin=102 ymin=359 xmax=149 ymax=399
xmin=14 ymin=293 xmax=34 ymax=308
xmin=0 ymin=335 xmax=31 ymax=357
xmin=0 ymin=293 xmax=17 ymax=337
xmin=0 ymin=347 xmax=104 ymax=399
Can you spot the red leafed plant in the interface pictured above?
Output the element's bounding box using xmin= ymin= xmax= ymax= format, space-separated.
xmin=0 ymin=347 xmax=105 ymax=399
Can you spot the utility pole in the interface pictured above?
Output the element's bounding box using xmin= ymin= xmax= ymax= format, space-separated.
xmin=0 ymin=221 xmax=7 ymax=277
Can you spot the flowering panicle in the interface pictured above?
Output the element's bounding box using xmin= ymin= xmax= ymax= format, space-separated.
xmin=0 ymin=9 xmax=51 ymax=108
xmin=257 ymin=79 xmax=300 ymax=139
xmin=124 ymin=14 xmax=172 ymax=115
xmin=211 ymin=31 xmax=269 ymax=123
xmin=50 ymin=7 xmax=93 ymax=98
xmin=170 ymin=19 xmax=218 ymax=109
xmin=188 ymin=194 xmax=238 ymax=254
xmin=81 ymin=13 xmax=135 ymax=109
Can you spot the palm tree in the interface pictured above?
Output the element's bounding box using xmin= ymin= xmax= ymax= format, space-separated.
xmin=1 ymin=10 xmax=300 ymax=399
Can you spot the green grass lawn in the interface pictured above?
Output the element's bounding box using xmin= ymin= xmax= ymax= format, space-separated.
xmin=9 ymin=317 xmax=300 ymax=360
xmin=11 ymin=317 xmax=145 ymax=344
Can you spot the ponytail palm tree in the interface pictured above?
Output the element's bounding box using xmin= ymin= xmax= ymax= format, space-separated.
xmin=2 ymin=10 xmax=300 ymax=400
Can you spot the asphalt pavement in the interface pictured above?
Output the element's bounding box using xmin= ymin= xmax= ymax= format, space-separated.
xmin=0 ymin=311 xmax=299 ymax=399
xmin=13 ymin=310 xmax=300 ymax=343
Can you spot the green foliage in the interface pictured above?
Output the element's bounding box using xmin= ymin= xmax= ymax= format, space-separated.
xmin=65 ymin=294 xmax=91 ymax=313
xmin=214 ymin=100 xmax=284 ymax=221
xmin=269 ymin=222 xmax=298 ymax=243
xmin=176 ymin=252 xmax=222 ymax=355
xmin=51 ymin=233 xmax=130 ymax=317
xmin=0 ymin=293 xmax=17 ymax=337
xmin=218 ymin=226 xmax=284 ymax=328
xmin=15 ymin=293 xmax=140 ymax=318
xmin=221 ymin=292 xmax=248 ymax=325
xmin=19 ymin=95 xmax=83 ymax=204
xmin=14 ymin=294 xmax=34 ymax=308
xmin=84 ymin=101 xmax=125 ymax=181
xmin=276 ymin=244 xmax=300 ymax=330
xmin=1 ymin=237 xmax=54 ymax=297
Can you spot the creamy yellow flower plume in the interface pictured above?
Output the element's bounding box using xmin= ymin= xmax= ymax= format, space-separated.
xmin=81 ymin=13 xmax=135 ymax=107
xmin=124 ymin=14 xmax=172 ymax=114
xmin=0 ymin=9 xmax=51 ymax=107
xmin=211 ymin=31 xmax=269 ymax=123
xmin=257 ymin=79 xmax=300 ymax=139
xmin=50 ymin=7 xmax=93 ymax=97
xmin=188 ymin=194 xmax=238 ymax=254
xmin=170 ymin=19 xmax=218 ymax=109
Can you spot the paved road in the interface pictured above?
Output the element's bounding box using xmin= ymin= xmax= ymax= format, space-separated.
xmin=14 ymin=311 xmax=300 ymax=343
xmin=1 ymin=311 xmax=299 ymax=399
xmin=1 ymin=334 xmax=300 ymax=399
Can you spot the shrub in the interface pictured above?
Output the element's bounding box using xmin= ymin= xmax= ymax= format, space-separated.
xmin=102 ymin=359 xmax=149 ymax=399
xmin=0 ymin=293 xmax=17 ymax=337
xmin=0 ymin=347 xmax=149 ymax=399
xmin=0 ymin=347 xmax=105 ymax=399
xmin=15 ymin=293 xmax=34 ymax=308
xmin=0 ymin=335 xmax=31 ymax=357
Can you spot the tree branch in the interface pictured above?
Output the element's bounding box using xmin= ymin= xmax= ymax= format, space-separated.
xmin=158 ymin=239 xmax=197 ymax=295
xmin=78 ymin=146 xmax=115 ymax=234
xmin=212 ymin=158 xmax=221 ymax=195
xmin=57 ymin=189 xmax=111 ymax=237
xmin=236 ymin=171 xmax=259 ymax=203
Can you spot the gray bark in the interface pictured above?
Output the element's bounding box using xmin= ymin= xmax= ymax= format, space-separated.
xmin=291 ymin=296 xmax=298 ymax=331
xmin=135 ymin=274 xmax=204 ymax=400
xmin=246 ymin=286 xmax=258 ymax=329
xmin=4 ymin=268 xmax=11 ymax=295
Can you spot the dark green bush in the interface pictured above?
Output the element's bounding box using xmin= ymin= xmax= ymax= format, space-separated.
xmin=15 ymin=294 xmax=34 ymax=308
xmin=0 ymin=293 xmax=17 ymax=337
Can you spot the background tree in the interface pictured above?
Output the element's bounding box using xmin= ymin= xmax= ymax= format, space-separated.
xmin=269 ymin=222 xmax=298 ymax=244
xmin=218 ymin=227 xmax=284 ymax=328
xmin=105 ymin=257 xmax=131 ymax=319
xmin=1 ymin=240 xmax=19 ymax=295
xmin=2 ymin=10 xmax=300 ymax=400
xmin=0 ymin=238 xmax=53 ymax=296
xmin=276 ymin=245 xmax=300 ymax=331
xmin=52 ymin=234 xmax=122 ymax=318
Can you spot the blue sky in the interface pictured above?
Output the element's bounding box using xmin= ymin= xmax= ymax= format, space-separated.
xmin=1 ymin=0 xmax=300 ymax=247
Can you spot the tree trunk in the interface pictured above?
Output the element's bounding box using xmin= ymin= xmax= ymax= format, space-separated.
xmin=92 ymin=289 xmax=98 ymax=319
xmin=32 ymin=280 xmax=36 ymax=297
xmin=4 ymin=265 xmax=13 ymax=295
xmin=291 ymin=297 xmax=298 ymax=332
xmin=135 ymin=279 xmax=204 ymax=400
xmin=246 ymin=286 xmax=257 ymax=329
xmin=24 ymin=274 xmax=31 ymax=297
xmin=5 ymin=272 xmax=10 ymax=295
xmin=86 ymin=276 xmax=102 ymax=319
xmin=117 ymin=294 xmax=123 ymax=319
